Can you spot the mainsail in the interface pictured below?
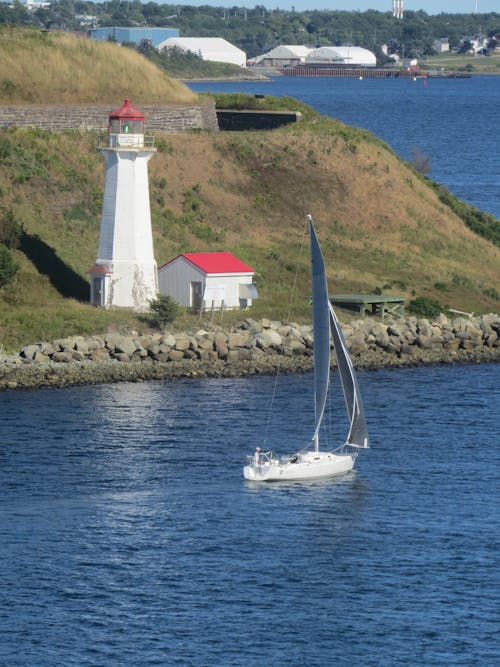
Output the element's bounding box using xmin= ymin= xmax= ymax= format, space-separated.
xmin=309 ymin=217 xmax=369 ymax=450
xmin=309 ymin=219 xmax=332 ymax=445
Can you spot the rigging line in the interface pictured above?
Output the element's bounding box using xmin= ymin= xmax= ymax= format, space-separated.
xmin=261 ymin=210 xmax=310 ymax=448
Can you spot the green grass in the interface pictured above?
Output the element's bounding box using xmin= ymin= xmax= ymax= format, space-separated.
xmin=427 ymin=181 xmax=500 ymax=248
xmin=422 ymin=52 xmax=500 ymax=74
xmin=149 ymin=48 xmax=261 ymax=80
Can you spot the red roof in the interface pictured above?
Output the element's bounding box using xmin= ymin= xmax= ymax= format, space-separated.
xmin=109 ymin=98 xmax=144 ymax=121
xmin=89 ymin=263 xmax=112 ymax=275
xmin=161 ymin=252 xmax=253 ymax=274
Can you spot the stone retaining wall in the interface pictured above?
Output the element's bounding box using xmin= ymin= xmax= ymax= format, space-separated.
xmin=0 ymin=101 xmax=219 ymax=132
xmin=1 ymin=314 xmax=499 ymax=391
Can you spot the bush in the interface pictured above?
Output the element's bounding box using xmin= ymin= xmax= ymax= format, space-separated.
xmin=408 ymin=296 xmax=446 ymax=318
xmin=411 ymin=146 xmax=432 ymax=175
xmin=147 ymin=295 xmax=181 ymax=327
xmin=0 ymin=245 xmax=19 ymax=288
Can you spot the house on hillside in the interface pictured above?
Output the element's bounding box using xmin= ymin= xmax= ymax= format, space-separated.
xmin=157 ymin=37 xmax=246 ymax=67
xmin=459 ymin=33 xmax=490 ymax=54
xmin=158 ymin=252 xmax=258 ymax=310
xmin=433 ymin=38 xmax=450 ymax=54
xmin=22 ymin=0 xmax=50 ymax=8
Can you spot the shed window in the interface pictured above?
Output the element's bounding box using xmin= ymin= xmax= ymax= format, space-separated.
xmin=239 ymin=284 xmax=258 ymax=299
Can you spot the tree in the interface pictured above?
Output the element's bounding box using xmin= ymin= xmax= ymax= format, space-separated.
xmin=408 ymin=296 xmax=446 ymax=318
xmin=0 ymin=208 xmax=23 ymax=250
xmin=411 ymin=146 xmax=432 ymax=175
xmin=0 ymin=245 xmax=19 ymax=289
xmin=147 ymin=294 xmax=181 ymax=328
xmin=459 ymin=39 xmax=473 ymax=54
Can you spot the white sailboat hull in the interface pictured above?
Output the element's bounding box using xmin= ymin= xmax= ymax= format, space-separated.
xmin=243 ymin=450 xmax=355 ymax=482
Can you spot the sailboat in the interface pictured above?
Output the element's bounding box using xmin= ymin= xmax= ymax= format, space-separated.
xmin=243 ymin=215 xmax=369 ymax=482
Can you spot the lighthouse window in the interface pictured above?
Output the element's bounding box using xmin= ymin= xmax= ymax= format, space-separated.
xmin=121 ymin=121 xmax=131 ymax=133
xmin=111 ymin=119 xmax=120 ymax=133
xmin=132 ymin=120 xmax=143 ymax=133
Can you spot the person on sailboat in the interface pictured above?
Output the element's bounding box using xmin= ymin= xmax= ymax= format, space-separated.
xmin=254 ymin=447 xmax=262 ymax=465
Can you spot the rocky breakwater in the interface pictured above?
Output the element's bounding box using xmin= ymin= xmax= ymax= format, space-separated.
xmin=1 ymin=314 xmax=499 ymax=391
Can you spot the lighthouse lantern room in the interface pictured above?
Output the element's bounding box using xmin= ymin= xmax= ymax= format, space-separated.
xmin=90 ymin=99 xmax=158 ymax=311
xmin=108 ymin=97 xmax=148 ymax=148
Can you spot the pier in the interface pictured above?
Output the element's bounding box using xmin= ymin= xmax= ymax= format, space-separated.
xmin=330 ymin=294 xmax=406 ymax=319
xmin=279 ymin=66 xmax=421 ymax=78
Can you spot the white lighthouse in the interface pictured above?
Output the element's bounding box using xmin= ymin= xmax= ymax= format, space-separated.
xmin=90 ymin=99 xmax=158 ymax=311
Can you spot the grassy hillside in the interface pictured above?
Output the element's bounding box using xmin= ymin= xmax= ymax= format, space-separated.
xmin=0 ymin=27 xmax=196 ymax=104
xmin=1 ymin=104 xmax=499 ymax=352
xmin=422 ymin=52 xmax=500 ymax=74
xmin=2 ymin=26 xmax=497 ymax=354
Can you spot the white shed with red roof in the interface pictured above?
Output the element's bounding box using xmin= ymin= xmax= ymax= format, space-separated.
xmin=158 ymin=252 xmax=258 ymax=310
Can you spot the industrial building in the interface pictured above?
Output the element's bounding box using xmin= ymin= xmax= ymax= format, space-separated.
xmin=251 ymin=45 xmax=376 ymax=69
xmin=89 ymin=27 xmax=179 ymax=48
xmin=306 ymin=46 xmax=377 ymax=68
xmin=157 ymin=37 xmax=246 ymax=68
xmin=252 ymin=45 xmax=311 ymax=67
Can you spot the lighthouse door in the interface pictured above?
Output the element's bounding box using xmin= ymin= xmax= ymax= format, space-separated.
xmin=92 ymin=276 xmax=105 ymax=306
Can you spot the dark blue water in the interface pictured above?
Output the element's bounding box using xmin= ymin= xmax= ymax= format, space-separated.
xmin=1 ymin=364 xmax=499 ymax=666
xmin=189 ymin=76 xmax=500 ymax=219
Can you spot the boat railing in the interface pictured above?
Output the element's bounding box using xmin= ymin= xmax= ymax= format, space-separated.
xmin=247 ymin=451 xmax=280 ymax=466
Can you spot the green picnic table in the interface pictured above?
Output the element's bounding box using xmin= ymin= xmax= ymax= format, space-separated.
xmin=330 ymin=294 xmax=406 ymax=320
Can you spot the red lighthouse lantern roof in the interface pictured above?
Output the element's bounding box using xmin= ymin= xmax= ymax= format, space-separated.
xmin=109 ymin=98 xmax=144 ymax=121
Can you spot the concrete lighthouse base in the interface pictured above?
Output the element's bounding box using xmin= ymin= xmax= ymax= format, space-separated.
xmin=92 ymin=259 xmax=158 ymax=311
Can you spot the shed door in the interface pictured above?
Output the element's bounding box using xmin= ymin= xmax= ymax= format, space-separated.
xmin=190 ymin=281 xmax=203 ymax=310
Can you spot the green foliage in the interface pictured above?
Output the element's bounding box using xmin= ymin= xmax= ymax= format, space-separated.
xmin=149 ymin=46 xmax=249 ymax=80
xmin=431 ymin=184 xmax=500 ymax=247
xmin=159 ymin=186 xmax=222 ymax=244
xmin=211 ymin=93 xmax=319 ymax=123
xmin=0 ymin=245 xmax=19 ymax=288
xmin=0 ymin=207 xmax=22 ymax=249
xmin=411 ymin=146 xmax=432 ymax=175
xmin=0 ymin=132 xmax=47 ymax=183
xmin=483 ymin=286 xmax=500 ymax=301
xmin=408 ymin=296 xmax=446 ymax=318
xmin=155 ymin=138 xmax=175 ymax=155
xmin=147 ymin=295 xmax=181 ymax=328
xmin=1 ymin=78 xmax=15 ymax=94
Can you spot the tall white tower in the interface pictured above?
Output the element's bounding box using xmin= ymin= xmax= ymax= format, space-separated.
xmin=392 ymin=0 xmax=404 ymax=19
xmin=90 ymin=99 xmax=158 ymax=311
